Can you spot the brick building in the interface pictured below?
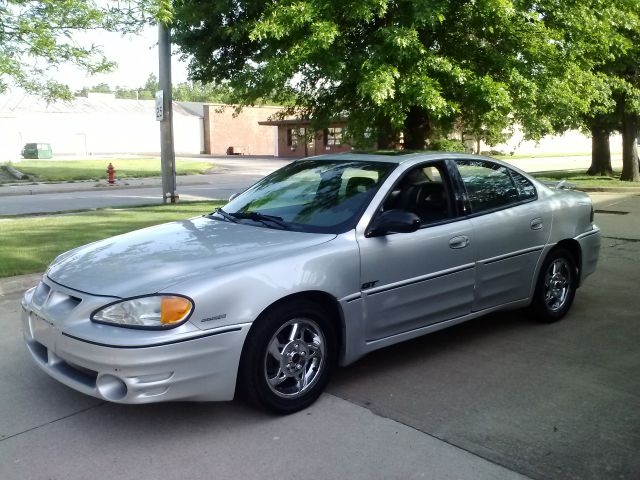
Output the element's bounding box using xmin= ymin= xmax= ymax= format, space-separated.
xmin=203 ymin=104 xmax=282 ymax=156
xmin=258 ymin=119 xmax=353 ymax=158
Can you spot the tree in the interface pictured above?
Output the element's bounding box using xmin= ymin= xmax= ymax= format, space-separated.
xmin=614 ymin=0 xmax=640 ymax=182
xmin=172 ymin=81 xmax=233 ymax=103
xmin=0 ymin=1 xmax=170 ymax=101
xmin=534 ymin=0 xmax=640 ymax=179
xmin=172 ymin=0 xmax=609 ymax=152
xmin=143 ymin=73 xmax=160 ymax=93
xmin=89 ymin=83 xmax=113 ymax=94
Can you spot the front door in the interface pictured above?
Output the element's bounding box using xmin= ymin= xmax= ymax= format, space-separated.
xmin=357 ymin=161 xmax=476 ymax=342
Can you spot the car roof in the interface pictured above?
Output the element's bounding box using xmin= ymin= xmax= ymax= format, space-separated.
xmin=304 ymin=151 xmax=484 ymax=165
xmin=301 ymin=152 xmax=551 ymax=191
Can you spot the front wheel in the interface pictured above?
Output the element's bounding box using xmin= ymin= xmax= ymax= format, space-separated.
xmin=529 ymin=248 xmax=578 ymax=323
xmin=237 ymin=299 xmax=337 ymax=414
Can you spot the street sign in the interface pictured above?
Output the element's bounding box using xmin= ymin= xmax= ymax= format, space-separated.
xmin=155 ymin=90 xmax=164 ymax=121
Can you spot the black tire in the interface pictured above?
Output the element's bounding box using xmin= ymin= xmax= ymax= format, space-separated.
xmin=529 ymin=247 xmax=578 ymax=323
xmin=237 ymin=299 xmax=338 ymax=414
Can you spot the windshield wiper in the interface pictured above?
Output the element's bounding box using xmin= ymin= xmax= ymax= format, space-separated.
xmin=232 ymin=212 xmax=291 ymax=230
xmin=208 ymin=208 xmax=238 ymax=223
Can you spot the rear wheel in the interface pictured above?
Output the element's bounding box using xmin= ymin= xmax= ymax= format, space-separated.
xmin=529 ymin=247 xmax=578 ymax=322
xmin=238 ymin=299 xmax=337 ymax=414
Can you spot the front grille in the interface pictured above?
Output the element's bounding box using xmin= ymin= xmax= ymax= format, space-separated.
xmin=33 ymin=280 xmax=83 ymax=319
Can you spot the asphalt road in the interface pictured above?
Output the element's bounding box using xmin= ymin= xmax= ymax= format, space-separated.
xmin=0 ymin=193 xmax=638 ymax=479
xmin=0 ymin=154 xmax=626 ymax=216
xmin=0 ymin=183 xmax=255 ymax=216
xmin=0 ymin=157 xmax=291 ymax=216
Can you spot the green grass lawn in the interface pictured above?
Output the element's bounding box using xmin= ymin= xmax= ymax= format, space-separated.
xmin=9 ymin=158 xmax=212 ymax=182
xmin=532 ymin=170 xmax=639 ymax=188
xmin=0 ymin=202 xmax=222 ymax=278
xmin=494 ymin=152 xmax=592 ymax=160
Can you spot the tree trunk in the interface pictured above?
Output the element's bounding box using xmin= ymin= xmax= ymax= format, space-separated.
xmin=620 ymin=112 xmax=640 ymax=182
xmin=587 ymin=124 xmax=613 ymax=176
xmin=403 ymin=106 xmax=430 ymax=150
xmin=376 ymin=114 xmax=395 ymax=150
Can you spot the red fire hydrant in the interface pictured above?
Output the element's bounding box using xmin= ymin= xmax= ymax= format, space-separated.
xmin=106 ymin=163 xmax=116 ymax=185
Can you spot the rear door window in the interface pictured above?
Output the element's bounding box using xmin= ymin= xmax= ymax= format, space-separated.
xmin=455 ymin=160 xmax=519 ymax=214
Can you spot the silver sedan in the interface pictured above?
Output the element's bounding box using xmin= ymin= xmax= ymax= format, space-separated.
xmin=21 ymin=153 xmax=601 ymax=413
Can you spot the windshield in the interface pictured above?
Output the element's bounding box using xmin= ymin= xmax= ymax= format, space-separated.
xmin=220 ymin=159 xmax=396 ymax=233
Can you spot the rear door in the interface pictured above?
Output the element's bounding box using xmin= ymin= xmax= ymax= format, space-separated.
xmin=453 ymin=159 xmax=551 ymax=311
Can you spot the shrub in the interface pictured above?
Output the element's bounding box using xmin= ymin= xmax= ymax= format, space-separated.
xmin=427 ymin=138 xmax=466 ymax=152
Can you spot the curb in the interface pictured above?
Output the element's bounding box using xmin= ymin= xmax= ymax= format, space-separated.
xmin=0 ymin=179 xmax=212 ymax=197
xmin=1 ymin=165 xmax=28 ymax=180
xmin=0 ymin=272 xmax=42 ymax=296
xmin=576 ymin=187 xmax=640 ymax=193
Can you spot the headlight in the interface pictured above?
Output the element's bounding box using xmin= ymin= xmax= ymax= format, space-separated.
xmin=91 ymin=295 xmax=194 ymax=329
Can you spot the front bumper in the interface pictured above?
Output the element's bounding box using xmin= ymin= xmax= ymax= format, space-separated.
xmin=21 ymin=303 xmax=250 ymax=403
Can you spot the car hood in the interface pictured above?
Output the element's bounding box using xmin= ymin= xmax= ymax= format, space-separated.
xmin=47 ymin=217 xmax=336 ymax=297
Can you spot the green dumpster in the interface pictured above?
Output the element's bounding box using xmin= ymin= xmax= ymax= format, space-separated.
xmin=21 ymin=143 xmax=53 ymax=159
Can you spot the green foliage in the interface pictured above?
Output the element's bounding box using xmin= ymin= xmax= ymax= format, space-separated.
xmin=172 ymin=81 xmax=233 ymax=103
xmin=89 ymin=83 xmax=112 ymax=94
xmin=172 ymin=0 xmax=628 ymax=147
xmin=76 ymin=71 xmax=232 ymax=103
xmin=427 ymin=139 xmax=466 ymax=153
xmin=0 ymin=1 xmax=170 ymax=101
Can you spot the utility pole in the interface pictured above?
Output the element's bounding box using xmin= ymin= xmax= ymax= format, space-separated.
xmin=158 ymin=22 xmax=177 ymax=203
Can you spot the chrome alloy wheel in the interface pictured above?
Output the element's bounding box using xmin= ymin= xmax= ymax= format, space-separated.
xmin=544 ymin=258 xmax=571 ymax=312
xmin=264 ymin=318 xmax=326 ymax=398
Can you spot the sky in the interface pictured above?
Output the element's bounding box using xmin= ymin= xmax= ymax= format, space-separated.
xmin=54 ymin=26 xmax=190 ymax=90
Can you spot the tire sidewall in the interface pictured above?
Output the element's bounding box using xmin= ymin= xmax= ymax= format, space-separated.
xmin=531 ymin=247 xmax=578 ymax=322
xmin=238 ymin=299 xmax=338 ymax=414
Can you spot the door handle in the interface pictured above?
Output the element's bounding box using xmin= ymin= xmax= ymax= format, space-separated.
xmin=449 ymin=235 xmax=469 ymax=249
xmin=530 ymin=218 xmax=543 ymax=230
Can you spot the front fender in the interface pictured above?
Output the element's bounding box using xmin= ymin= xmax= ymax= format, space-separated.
xmin=166 ymin=233 xmax=361 ymax=333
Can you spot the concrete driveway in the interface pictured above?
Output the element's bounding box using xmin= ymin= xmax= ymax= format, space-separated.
xmin=1 ymin=193 xmax=638 ymax=479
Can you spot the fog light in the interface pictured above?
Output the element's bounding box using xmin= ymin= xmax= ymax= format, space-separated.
xmin=96 ymin=374 xmax=128 ymax=401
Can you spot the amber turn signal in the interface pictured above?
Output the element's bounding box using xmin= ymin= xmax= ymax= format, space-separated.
xmin=160 ymin=296 xmax=192 ymax=325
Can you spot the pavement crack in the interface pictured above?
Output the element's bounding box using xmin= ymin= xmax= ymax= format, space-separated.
xmin=602 ymin=236 xmax=640 ymax=243
xmin=0 ymin=402 xmax=106 ymax=443
xmin=328 ymin=393 xmax=535 ymax=480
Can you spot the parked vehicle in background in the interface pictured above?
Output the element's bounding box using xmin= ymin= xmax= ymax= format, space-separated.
xmin=21 ymin=152 xmax=601 ymax=413
xmin=21 ymin=143 xmax=52 ymax=159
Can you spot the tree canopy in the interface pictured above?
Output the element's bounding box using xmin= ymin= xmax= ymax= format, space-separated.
xmin=172 ymin=1 xmax=609 ymax=146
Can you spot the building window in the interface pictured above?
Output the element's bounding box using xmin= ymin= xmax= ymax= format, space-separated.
xmin=287 ymin=127 xmax=306 ymax=150
xmin=324 ymin=127 xmax=343 ymax=147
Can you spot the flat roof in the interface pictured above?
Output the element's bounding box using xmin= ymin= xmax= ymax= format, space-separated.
xmin=258 ymin=118 xmax=348 ymax=126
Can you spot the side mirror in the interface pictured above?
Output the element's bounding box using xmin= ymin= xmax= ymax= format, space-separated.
xmin=228 ymin=192 xmax=240 ymax=202
xmin=366 ymin=210 xmax=421 ymax=237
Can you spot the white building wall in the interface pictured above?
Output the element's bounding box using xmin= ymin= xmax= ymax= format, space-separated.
xmin=485 ymin=127 xmax=623 ymax=156
xmin=0 ymin=98 xmax=203 ymax=160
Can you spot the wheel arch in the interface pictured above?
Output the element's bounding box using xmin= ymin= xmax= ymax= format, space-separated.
xmin=235 ymin=290 xmax=346 ymax=391
xmin=555 ymin=238 xmax=582 ymax=286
